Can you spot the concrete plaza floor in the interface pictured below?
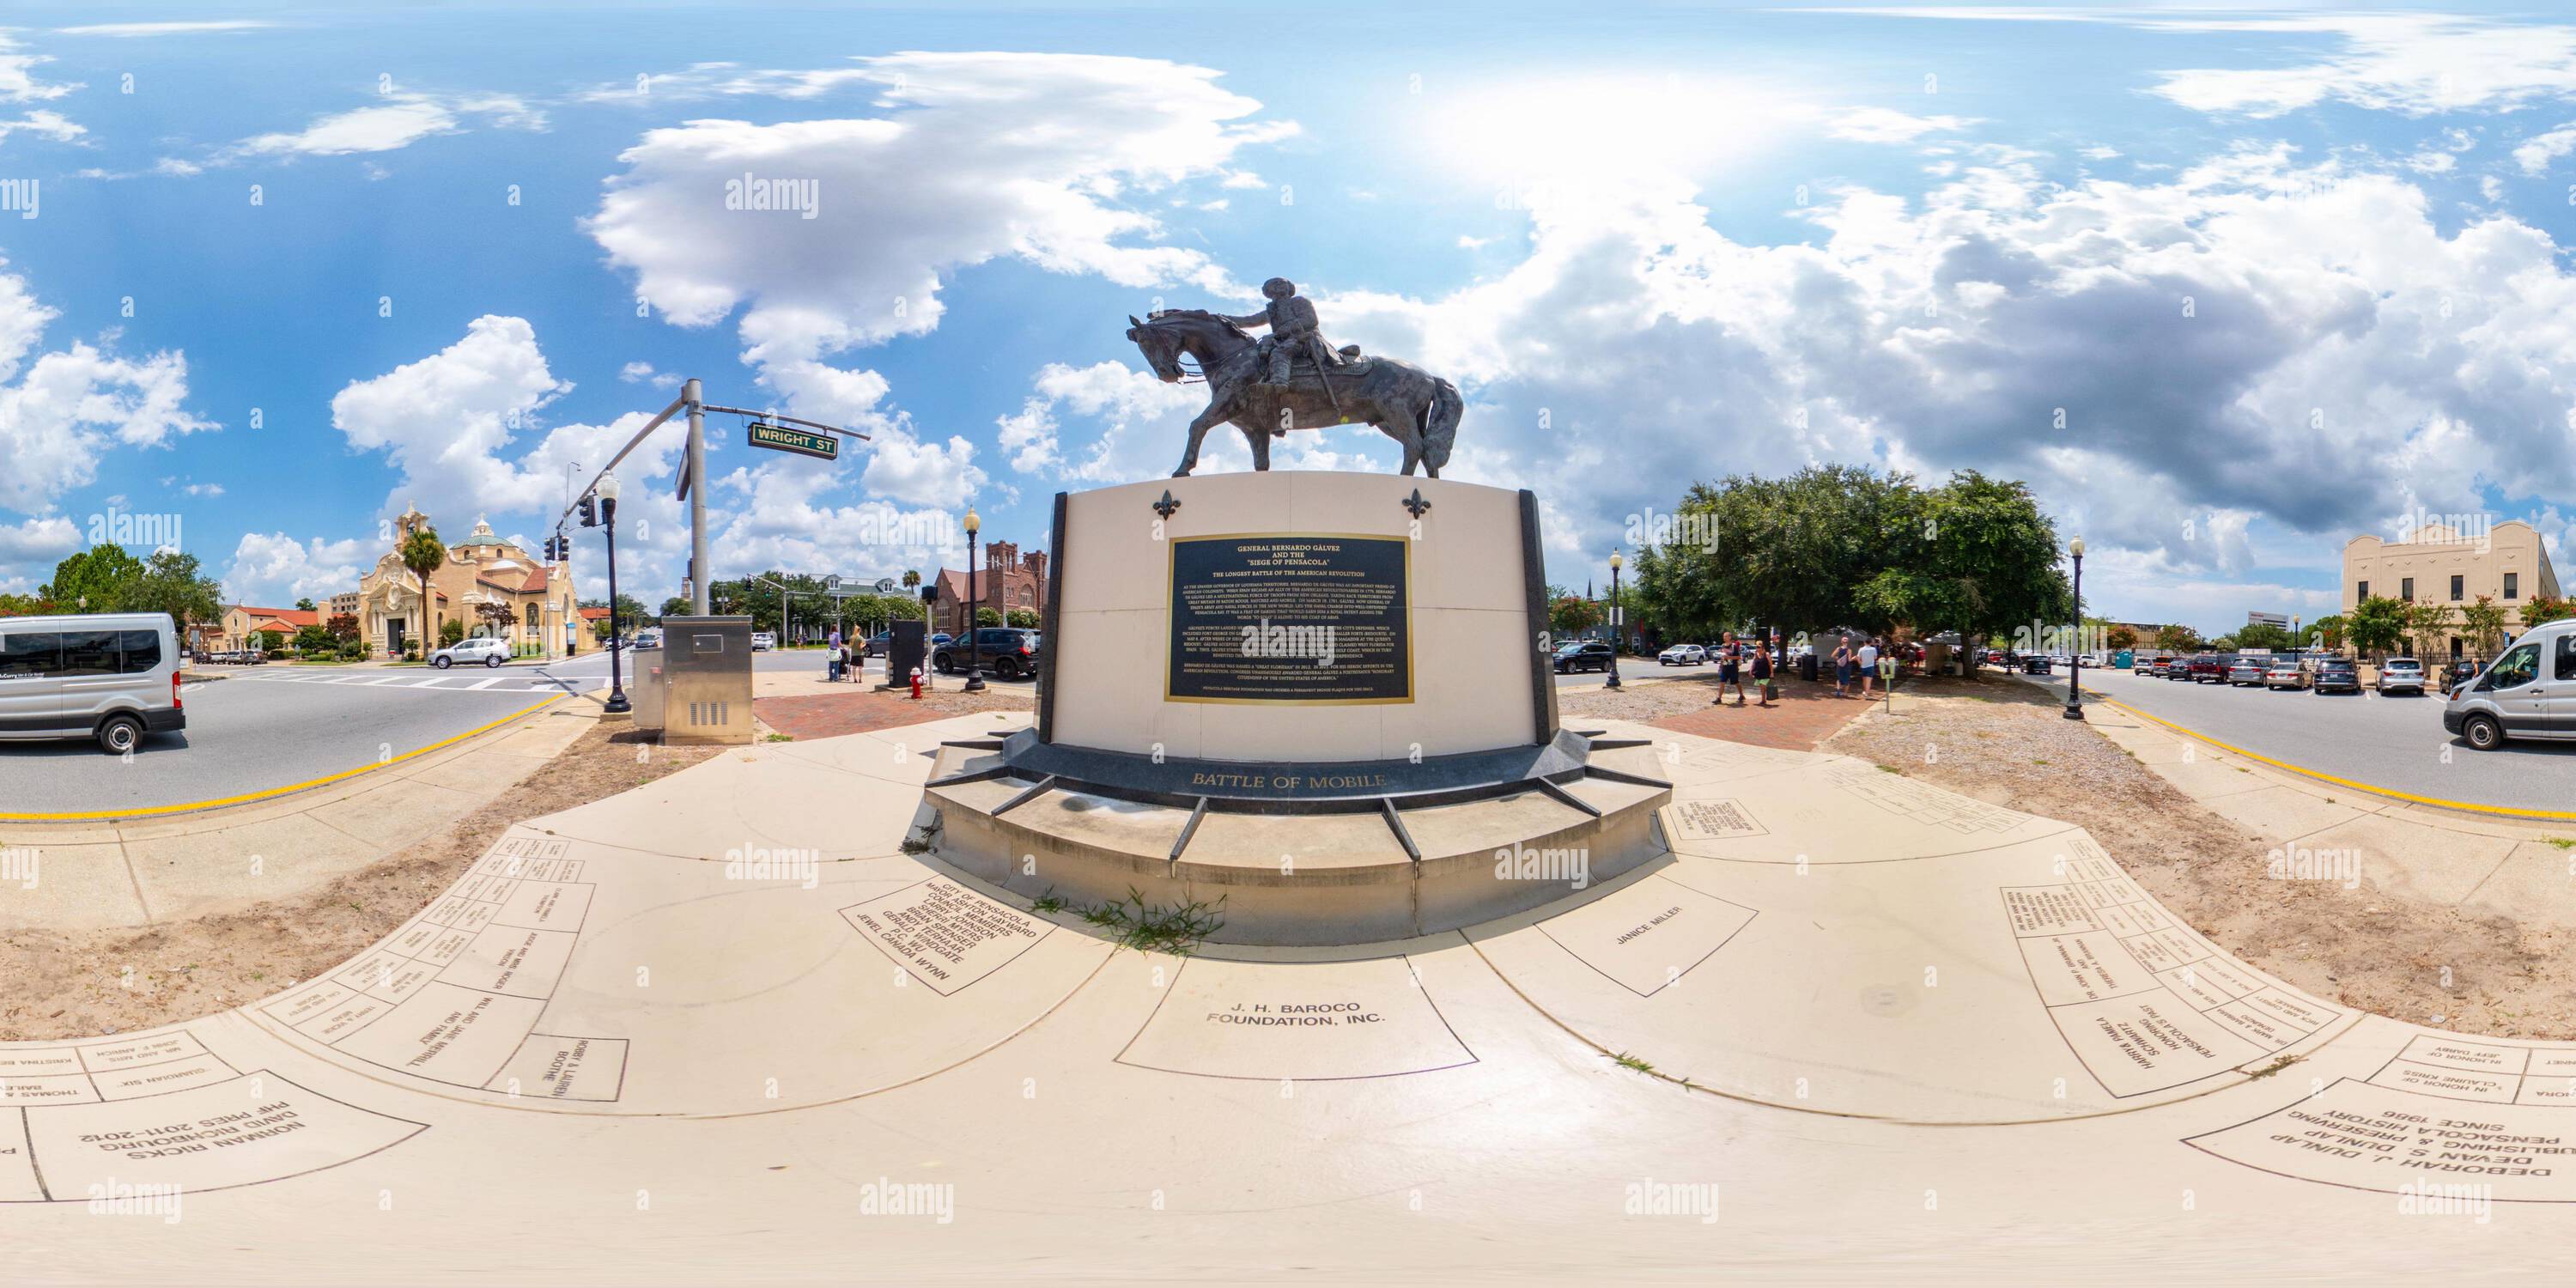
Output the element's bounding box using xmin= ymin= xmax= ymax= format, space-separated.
xmin=5 ymin=709 xmax=2573 ymax=1281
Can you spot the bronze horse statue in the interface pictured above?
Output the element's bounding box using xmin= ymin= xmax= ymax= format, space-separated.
xmin=1126 ymin=310 xmax=1463 ymax=477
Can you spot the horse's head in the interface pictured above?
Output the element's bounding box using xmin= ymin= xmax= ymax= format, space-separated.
xmin=1126 ymin=313 xmax=1187 ymax=383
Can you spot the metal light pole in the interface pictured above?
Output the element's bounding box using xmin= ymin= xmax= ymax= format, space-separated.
xmin=600 ymin=473 xmax=631 ymax=715
xmin=1605 ymin=548 xmax=1624 ymax=690
xmin=2063 ymin=535 xmax=2086 ymax=721
xmin=963 ymin=507 xmax=987 ymax=692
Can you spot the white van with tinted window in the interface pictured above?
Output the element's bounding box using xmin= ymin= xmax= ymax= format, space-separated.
xmin=2444 ymin=619 xmax=2576 ymax=750
xmin=0 ymin=612 xmax=186 ymax=754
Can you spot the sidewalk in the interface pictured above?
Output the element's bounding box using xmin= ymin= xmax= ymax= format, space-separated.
xmin=2081 ymin=693 xmax=2576 ymax=928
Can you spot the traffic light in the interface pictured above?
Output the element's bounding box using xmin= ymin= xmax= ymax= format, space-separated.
xmin=579 ymin=495 xmax=598 ymax=528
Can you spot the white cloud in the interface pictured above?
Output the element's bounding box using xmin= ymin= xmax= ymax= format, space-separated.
xmin=329 ymin=315 xmax=582 ymax=520
xmin=54 ymin=21 xmax=271 ymax=38
xmin=0 ymin=33 xmax=76 ymax=105
xmin=2513 ymin=124 xmax=2576 ymax=173
xmin=619 ymin=360 xmax=681 ymax=390
xmin=994 ymin=361 xmax=1203 ymax=482
xmin=222 ymin=532 xmax=374 ymax=605
xmin=586 ymin=52 xmax=1288 ymax=519
xmin=1828 ymin=106 xmax=1975 ymax=144
xmin=2138 ymin=15 xmax=2576 ymax=118
xmin=0 ymin=110 xmax=82 ymax=146
xmin=0 ymin=266 xmax=217 ymax=514
xmin=207 ymin=92 xmax=546 ymax=166
xmin=0 ymin=513 xmax=80 ymax=592
xmin=2079 ymin=146 xmax=2121 ymax=161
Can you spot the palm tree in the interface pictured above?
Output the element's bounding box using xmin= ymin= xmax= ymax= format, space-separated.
xmin=399 ymin=527 xmax=446 ymax=658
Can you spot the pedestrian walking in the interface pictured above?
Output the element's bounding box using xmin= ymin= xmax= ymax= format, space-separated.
xmin=1832 ymin=635 xmax=1853 ymax=698
xmin=1714 ymin=631 xmax=1746 ymax=706
xmin=826 ymin=628 xmax=844 ymax=682
xmin=1857 ymin=636 xmax=1880 ymax=700
xmin=1751 ymin=635 xmax=1776 ymax=706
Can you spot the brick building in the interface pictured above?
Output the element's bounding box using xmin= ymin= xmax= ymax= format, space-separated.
xmin=931 ymin=540 xmax=1048 ymax=635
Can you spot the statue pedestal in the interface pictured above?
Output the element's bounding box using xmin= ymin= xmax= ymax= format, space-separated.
xmin=920 ymin=473 xmax=1669 ymax=945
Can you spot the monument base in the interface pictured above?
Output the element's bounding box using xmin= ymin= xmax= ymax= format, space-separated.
xmin=921 ymin=734 xmax=1671 ymax=945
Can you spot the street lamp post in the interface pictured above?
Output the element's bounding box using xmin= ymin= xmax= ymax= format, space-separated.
xmin=963 ymin=507 xmax=987 ymax=692
xmin=1605 ymin=548 xmax=1625 ymax=690
xmin=2063 ymin=535 xmax=2086 ymax=721
xmin=598 ymin=473 xmax=630 ymax=715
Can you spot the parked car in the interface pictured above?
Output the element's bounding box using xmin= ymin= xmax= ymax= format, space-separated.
xmin=751 ymin=631 xmax=776 ymax=651
xmin=2445 ymin=622 xmax=2576 ymax=750
xmin=2145 ymin=656 xmax=2173 ymax=677
xmin=2020 ymin=654 xmax=2052 ymax=674
xmin=863 ymin=630 xmax=893 ymax=657
xmin=1657 ymin=644 xmax=1706 ymax=666
xmin=0 ymin=612 xmax=186 ymax=754
xmin=430 ymin=636 xmax=512 ymax=669
xmin=2376 ymin=657 xmax=2426 ymax=696
xmin=2263 ymin=659 xmax=2306 ymax=690
xmin=2227 ymin=657 xmax=2269 ymax=686
xmin=2311 ymin=658 xmax=2361 ymax=694
xmin=1552 ymin=641 xmax=1615 ymax=673
xmin=635 ymin=628 xmax=664 ymax=650
xmin=933 ymin=627 xmax=1042 ymax=680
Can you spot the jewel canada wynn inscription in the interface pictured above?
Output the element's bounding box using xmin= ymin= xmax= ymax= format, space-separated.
xmin=1166 ymin=534 xmax=1412 ymax=704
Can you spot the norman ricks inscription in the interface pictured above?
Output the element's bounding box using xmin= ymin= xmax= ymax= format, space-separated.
xmin=1167 ymin=534 xmax=1410 ymax=704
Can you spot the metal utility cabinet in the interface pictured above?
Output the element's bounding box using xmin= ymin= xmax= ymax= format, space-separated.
xmin=635 ymin=615 xmax=754 ymax=744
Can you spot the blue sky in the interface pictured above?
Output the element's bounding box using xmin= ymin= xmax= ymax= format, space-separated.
xmin=3 ymin=2 xmax=2575 ymax=632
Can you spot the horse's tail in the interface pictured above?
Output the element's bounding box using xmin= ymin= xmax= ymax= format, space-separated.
xmin=1420 ymin=378 xmax=1462 ymax=472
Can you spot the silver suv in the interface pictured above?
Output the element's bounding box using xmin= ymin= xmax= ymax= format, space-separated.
xmin=2376 ymin=657 xmax=2426 ymax=696
xmin=2444 ymin=623 xmax=2576 ymax=750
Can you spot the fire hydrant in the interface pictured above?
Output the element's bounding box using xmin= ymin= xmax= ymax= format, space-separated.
xmin=908 ymin=665 xmax=924 ymax=700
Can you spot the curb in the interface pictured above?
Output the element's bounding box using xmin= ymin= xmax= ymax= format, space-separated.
xmin=2089 ymin=691 xmax=2576 ymax=825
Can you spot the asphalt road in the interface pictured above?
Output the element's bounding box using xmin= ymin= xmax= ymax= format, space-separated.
xmin=2078 ymin=665 xmax=2576 ymax=814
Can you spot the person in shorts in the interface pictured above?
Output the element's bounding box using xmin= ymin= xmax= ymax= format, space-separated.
xmin=1832 ymin=636 xmax=1853 ymax=697
xmin=1857 ymin=636 xmax=1880 ymax=699
xmin=1751 ymin=635 xmax=1775 ymax=706
xmin=1714 ymin=631 xmax=1745 ymax=706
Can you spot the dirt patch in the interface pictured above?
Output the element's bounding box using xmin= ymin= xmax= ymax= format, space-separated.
xmin=0 ymin=721 xmax=723 ymax=1042
xmin=756 ymin=685 xmax=1033 ymax=741
xmin=1825 ymin=676 xmax=2573 ymax=1039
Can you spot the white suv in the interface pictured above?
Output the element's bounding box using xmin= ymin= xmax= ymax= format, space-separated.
xmin=751 ymin=631 xmax=776 ymax=651
xmin=430 ymin=636 xmax=512 ymax=669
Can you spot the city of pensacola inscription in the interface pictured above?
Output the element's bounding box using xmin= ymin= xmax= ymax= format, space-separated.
xmin=1166 ymin=534 xmax=1411 ymax=705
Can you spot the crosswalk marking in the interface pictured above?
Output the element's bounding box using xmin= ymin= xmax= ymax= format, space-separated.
xmin=467 ymin=677 xmax=503 ymax=690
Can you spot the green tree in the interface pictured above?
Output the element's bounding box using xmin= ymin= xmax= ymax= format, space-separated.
xmin=2154 ymin=623 xmax=2202 ymax=651
xmin=1853 ymin=471 xmax=2070 ymax=664
xmin=123 ymin=550 xmax=222 ymax=635
xmin=902 ymin=569 xmax=921 ymax=591
xmin=2519 ymin=592 xmax=2573 ymax=629
xmin=2105 ymin=623 xmax=2138 ymax=652
xmin=2308 ymin=615 xmax=2344 ymax=651
xmin=2233 ymin=623 xmax=2292 ymax=651
xmin=2346 ymin=595 xmax=2409 ymax=663
xmin=439 ymin=617 xmax=466 ymax=647
xmin=400 ymin=527 xmax=447 ymax=652
xmin=295 ymin=597 xmax=316 ymax=611
xmin=1005 ymin=608 xmax=1040 ymax=628
xmin=1634 ymin=464 xmax=1918 ymax=642
xmin=254 ymin=629 xmax=287 ymax=655
xmin=294 ymin=624 xmax=334 ymax=654
xmin=2403 ymin=600 xmax=2455 ymax=659
xmin=1549 ymin=593 xmax=1602 ymax=640
xmin=0 ymin=592 xmax=51 ymax=617
xmin=42 ymin=544 xmax=148 ymax=610
xmin=2208 ymin=634 xmax=2239 ymax=651
xmin=2458 ymin=595 xmax=2506 ymax=657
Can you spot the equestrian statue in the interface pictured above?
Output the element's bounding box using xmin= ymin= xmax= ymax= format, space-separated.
xmin=1127 ymin=276 xmax=1464 ymax=477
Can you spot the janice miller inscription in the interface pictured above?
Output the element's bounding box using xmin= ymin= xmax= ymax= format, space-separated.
xmin=1166 ymin=534 xmax=1412 ymax=704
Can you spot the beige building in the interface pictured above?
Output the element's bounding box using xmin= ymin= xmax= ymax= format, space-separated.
xmin=2342 ymin=519 xmax=2563 ymax=653
xmin=349 ymin=506 xmax=586 ymax=659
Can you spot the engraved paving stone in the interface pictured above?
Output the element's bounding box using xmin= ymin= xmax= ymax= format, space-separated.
xmin=1115 ymin=955 xmax=1475 ymax=1081
xmin=841 ymin=877 xmax=1054 ymax=996
xmin=1532 ymin=872 xmax=1758 ymax=997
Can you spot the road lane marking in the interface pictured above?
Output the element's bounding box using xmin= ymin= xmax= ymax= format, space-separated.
xmin=0 ymin=694 xmax=565 ymax=822
xmin=467 ymin=677 xmax=502 ymax=690
xmin=410 ymin=679 xmax=446 ymax=688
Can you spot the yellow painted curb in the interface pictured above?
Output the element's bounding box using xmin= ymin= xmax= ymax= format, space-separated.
xmin=2091 ymin=690 xmax=2576 ymax=823
xmin=0 ymin=695 xmax=564 ymax=823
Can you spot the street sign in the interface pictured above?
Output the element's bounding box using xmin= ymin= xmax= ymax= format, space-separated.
xmin=747 ymin=422 xmax=839 ymax=461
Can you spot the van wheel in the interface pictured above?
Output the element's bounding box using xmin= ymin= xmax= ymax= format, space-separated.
xmin=2462 ymin=714 xmax=2506 ymax=751
xmin=96 ymin=714 xmax=143 ymax=756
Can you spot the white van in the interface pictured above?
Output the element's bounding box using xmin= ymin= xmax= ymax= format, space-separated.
xmin=0 ymin=612 xmax=187 ymax=754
